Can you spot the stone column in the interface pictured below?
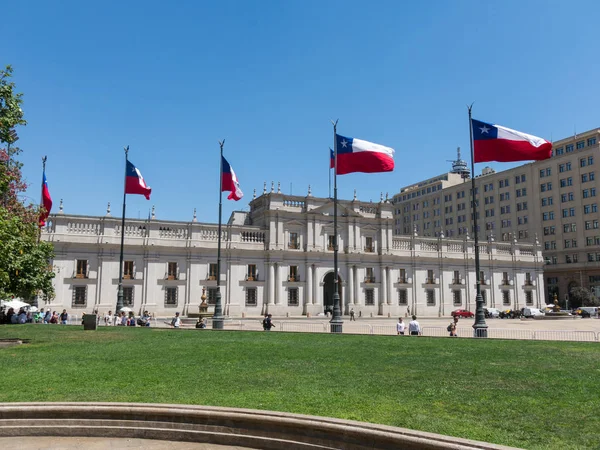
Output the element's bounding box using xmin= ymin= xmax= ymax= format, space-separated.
xmin=387 ymin=267 xmax=393 ymax=305
xmin=355 ymin=267 xmax=361 ymax=306
xmin=275 ymin=263 xmax=281 ymax=305
xmin=268 ymin=263 xmax=275 ymax=305
xmin=306 ymin=263 xmax=313 ymax=305
xmin=381 ymin=266 xmax=387 ymax=305
xmin=348 ymin=265 xmax=354 ymax=306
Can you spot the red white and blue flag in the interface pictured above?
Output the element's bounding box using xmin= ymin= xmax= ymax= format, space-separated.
xmin=330 ymin=134 xmax=395 ymax=175
xmin=222 ymin=156 xmax=243 ymax=201
xmin=125 ymin=160 xmax=151 ymax=200
xmin=39 ymin=171 xmax=53 ymax=227
xmin=472 ymin=119 xmax=552 ymax=163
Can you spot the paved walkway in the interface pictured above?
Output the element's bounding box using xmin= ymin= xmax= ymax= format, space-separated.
xmin=0 ymin=437 xmax=253 ymax=449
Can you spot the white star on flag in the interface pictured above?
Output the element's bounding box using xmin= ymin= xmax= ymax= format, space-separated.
xmin=341 ymin=139 xmax=348 ymax=148
xmin=479 ymin=125 xmax=490 ymax=134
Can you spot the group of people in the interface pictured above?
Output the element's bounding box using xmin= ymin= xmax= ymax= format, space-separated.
xmin=396 ymin=315 xmax=460 ymax=337
xmin=102 ymin=310 xmax=152 ymax=327
xmin=0 ymin=307 xmax=68 ymax=325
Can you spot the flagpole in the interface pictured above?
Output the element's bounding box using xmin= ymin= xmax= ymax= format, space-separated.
xmin=212 ymin=140 xmax=225 ymax=330
xmin=328 ymin=149 xmax=332 ymax=198
xmin=33 ymin=156 xmax=47 ymax=309
xmin=38 ymin=156 xmax=47 ymax=244
xmin=330 ymin=120 xmax=343 ymax=333
xmin=116 ymin=145 xmax=129 ymax=315
xmin=468 ymin=105 xmax=488 ymax=338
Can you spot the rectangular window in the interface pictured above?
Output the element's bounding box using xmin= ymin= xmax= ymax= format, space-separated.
xmin=245 ymin=287 xmax=257 ymax=306
xmin=426 ymin=289 xmax=435 ymax=306
xmin=76 ymin=259 xmax=88 ymax=278
xmin=123 ymin=261 xmax=134 ymax=279
xmin=288 ymin=232 xmax=299 ymax=249
xmin=398 ymin=289 xmax=408 ymax=305
xmin=288 ymin=288 xmax=299 ymax=306
xmin=207 ymin=287 xmax=217 ymax=305
xmin=365 ymin=267 xmax=375 ymax=283
xmin=289 ymin=265 xmax=298 ymax=282
xmin=168 ymin=262 xmax=178 ymax=280
xmin=525 ymin=291 xmax=533 ymax=305
xmin=365 ymin=236 xmax=374 ymax=252
xmin=165 ymin=287 xmax=178 ymax=307
xmin=247 ymin=264 xmax=257 ymax=281
xmin=123 ymin=286 xmax=134 ymax=307
xmin=502 ymin=290 xmax=511 ymax=306
xmin=209 ymin=263 xmax=218 ymax=280
xmin=427 ymin=269 xmax=434 ymax=284
xmin=453 ymin=270 xmax=460 ymax=285
xmin=588 ymin=138 xmax=597 ymax=146
xmin=399 ymin=268 xmax=406 ymax=283
xmin=481 ymin=289 xmax=487 ymax=305
xmin=365 ymin=289 xmax=375 ymax=305
xmin=453 ymin=290 xmax=461 ymax=306
xmin=72 ymin=286 xmax=87 ymax=307
xmin=566 ymin=144 xmax=574 ymax=152
xmin=328 ymin=235 xmax=335 ymax=251
xmin=577 ymin=140 xmax=585 ymax=149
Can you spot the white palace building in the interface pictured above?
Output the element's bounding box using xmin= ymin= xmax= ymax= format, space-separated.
xmin=42 ymin=188 xmax=545 ymax=317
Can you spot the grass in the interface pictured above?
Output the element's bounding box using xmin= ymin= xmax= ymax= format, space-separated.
xmin=0 ymin=326 xmax=598 ymax=449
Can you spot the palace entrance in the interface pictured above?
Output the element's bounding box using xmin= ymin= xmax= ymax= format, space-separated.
xmin=323 ymin=272 xmax=342 ymax=315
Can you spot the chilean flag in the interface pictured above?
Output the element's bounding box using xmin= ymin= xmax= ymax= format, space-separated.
xmin=221 ymin=156 xmax=243 ymax=201
xmin=472 ymin=119 xmax=552 ymax=163
xmin=39 ymin=172 xmax=52 ymax=227
xmin=330 ymin=134 xmax=395 ymax=175
xmin=125 ymin=160 xmax=151 ymax=200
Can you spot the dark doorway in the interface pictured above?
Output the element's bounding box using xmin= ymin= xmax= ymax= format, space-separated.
xmin=323 ymin=272 xmax=342 ymax=315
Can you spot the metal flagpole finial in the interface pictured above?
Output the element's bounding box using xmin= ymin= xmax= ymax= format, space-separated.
xmin=219 ymin=139 xmax=225 ymax=150
xmin=124 ymin=145 xmax=129 ymax=157
xmin=42 ymin=155 xmax=47 ymax=169
xmin=467 ymin=102 xmax=474 ymax=114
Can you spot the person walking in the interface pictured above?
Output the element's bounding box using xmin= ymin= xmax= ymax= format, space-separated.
xmin=396 ymin=317 xmax=405 ymax=335
xmin=350 ymin=308 xmax=356 ymax=321
xmin=408 ymin=315 xmax=421 ymax=336
xmin=59 ymin=309 xmax=69 ymax=325
xmin=264 ymin=314 xmax=275 ymax=331
xmin=171 ymin=312 xmax=182 ymax=328
xmin=448 ymin=316 xmax=459 ymax=337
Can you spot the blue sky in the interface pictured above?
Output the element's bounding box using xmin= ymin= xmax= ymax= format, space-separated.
xmin=4 ymin=0 xmax=600 ymax=223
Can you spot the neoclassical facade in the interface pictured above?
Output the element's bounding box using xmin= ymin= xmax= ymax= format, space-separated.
xmin=42 ymin=191 xmax=545 ymax=317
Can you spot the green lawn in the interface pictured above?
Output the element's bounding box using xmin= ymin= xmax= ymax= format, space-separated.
xmin=0 ymin=326 xmax=598 ymax=449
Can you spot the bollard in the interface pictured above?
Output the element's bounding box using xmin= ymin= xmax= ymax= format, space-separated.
xmin=307 ymin=312 xmax=310 ymax=318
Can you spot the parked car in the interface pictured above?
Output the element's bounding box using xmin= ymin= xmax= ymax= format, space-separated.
xmin=484 ymin=307 xmax=501 ymax=318
xmin=500 ymin=309 xmax=522 ymax=319
xmin=522 ymin=307 xmax=544 ymax=318
xmin=451 ymin=309 xmax=474 ymax=318
xmin=574 ymin=307 xmax=597 ymax=318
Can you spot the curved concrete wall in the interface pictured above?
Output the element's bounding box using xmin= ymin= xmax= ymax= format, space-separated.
xmin=0 ymin=403 xmax=519 ymax=450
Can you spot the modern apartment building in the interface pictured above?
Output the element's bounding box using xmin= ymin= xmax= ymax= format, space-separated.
xmin=392 ymin=127 xmax=600 ymax=304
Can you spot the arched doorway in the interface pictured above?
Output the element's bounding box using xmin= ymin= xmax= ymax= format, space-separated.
xmin=323 ymin=272 xmax=342 ymax=315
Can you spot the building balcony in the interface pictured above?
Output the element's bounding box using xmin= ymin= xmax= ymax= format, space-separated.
xmin=288 ymin=243 xmax=300 ymax=250
xmin=364 ymin=277 xmax=376 ymax=283
xmin=245 ymin=275 xmax=259 ymax=282
xmin=364 ymin=246 xmax=374 ymax=253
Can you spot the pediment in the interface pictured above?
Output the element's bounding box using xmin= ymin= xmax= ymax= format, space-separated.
xmin=361 ymin=224 xmax=380 ymax=232
xmin=283 ymin=219 xmax=305 ymax=228
xmin=308 ymin=201 xmax=361 ymax=218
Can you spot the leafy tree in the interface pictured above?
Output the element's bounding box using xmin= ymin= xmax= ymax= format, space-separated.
xmin=0 ymin=65 xmax=54 ymax=302
xmin=569 ymin=287 xmax=600 ymax=309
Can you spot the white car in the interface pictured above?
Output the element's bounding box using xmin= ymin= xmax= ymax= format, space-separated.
xmin=485 ymin=307 xmax=501 ymax=318
xmin=522 ymin=307 xmax=544 ymax=318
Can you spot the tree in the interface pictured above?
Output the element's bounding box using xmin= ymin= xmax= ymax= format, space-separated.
xmin=0 ymin=65 xmax=54 ymax=302
xmin=568 ymin=287 xmax=600 ymax=309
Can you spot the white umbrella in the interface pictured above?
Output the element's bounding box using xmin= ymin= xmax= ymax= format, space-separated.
xmin=3 ymin=300 xmax=30 ymax=310
xmin=120 ymin=307 xmax=133 ymax=313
